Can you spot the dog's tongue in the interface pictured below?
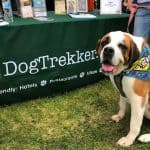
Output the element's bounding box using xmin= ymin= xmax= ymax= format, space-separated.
xmin=102 ymin=64 xmax=114 ymax=72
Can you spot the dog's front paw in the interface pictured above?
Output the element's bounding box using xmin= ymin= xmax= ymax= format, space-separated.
xmin=111 ymin=114 xmax=123 ymax=122
xmin=138 ymin=134 xmax=150 ymax=143
xmin=117 ymin=137 xmax=134 ymax=147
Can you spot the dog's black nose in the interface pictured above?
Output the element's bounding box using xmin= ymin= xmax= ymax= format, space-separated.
xmin=103 ymin=47 xmax=114 ymax=57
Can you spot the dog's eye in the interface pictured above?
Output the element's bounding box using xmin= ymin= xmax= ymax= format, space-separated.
xmin=118 ymin=43 xmax=127 ymax=52
xmin=101 ymin=37 xmax=110 ymax=47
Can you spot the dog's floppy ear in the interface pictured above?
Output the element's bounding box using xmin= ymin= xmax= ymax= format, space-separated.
xmin=96 ymin=34 xmax=110 ymax=54
xmin=96 ymin=38 xmax=102 ymax=54
xmin=128 ymin=40 xmax=140 ymax=67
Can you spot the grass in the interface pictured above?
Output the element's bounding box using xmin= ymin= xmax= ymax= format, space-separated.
xmin=0 ymin=79 xmax=150 ymax=150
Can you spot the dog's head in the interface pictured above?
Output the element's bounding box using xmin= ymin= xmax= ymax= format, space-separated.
xmin=96 ymin=31 xmax=146 ymax=75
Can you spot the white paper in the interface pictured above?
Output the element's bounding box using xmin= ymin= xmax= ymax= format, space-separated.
xmin=69 ymin=13 xmax=96 ymax=18
xmin=0 ymin=20 xmax=9 ymax=26
xmin=100 ymin=0 xmax=122 ymax=14
xmin=34 ymin=17 xmax=54 ymax=22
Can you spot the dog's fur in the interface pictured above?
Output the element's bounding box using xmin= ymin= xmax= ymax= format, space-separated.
xmin=96 ymin=31 xmax=150 ymax=147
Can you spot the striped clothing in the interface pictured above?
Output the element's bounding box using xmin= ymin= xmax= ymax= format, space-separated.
xmin=135 ymin=0 xmax=150 ymax=3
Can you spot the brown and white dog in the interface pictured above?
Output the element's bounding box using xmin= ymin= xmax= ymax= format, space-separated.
xmin=96 ymin=31 xmax=150 ymax=147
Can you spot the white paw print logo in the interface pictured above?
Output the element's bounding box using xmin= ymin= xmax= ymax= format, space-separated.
xmin=40 ymin=80 xmax=47 ymax=86
xmin=79 ymin=72 xmax=85 ymax=78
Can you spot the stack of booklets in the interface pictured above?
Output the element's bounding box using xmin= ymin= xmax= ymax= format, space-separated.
xmin=0 ymin=4 xmax=9 ymax=26
xmin=32 ymin=0 xmax=47 ymax=18
xmin=55 ymin=0 xmax=66 ymax=15
xmin=15 ymin=0 xmax=33 ymax=18
xmin=1 ymin=0 xmax=13 ymax=22
xmin=55 ymin=0 xmax=94 ymax=15
xmin=14 ymin=0 xmax=47 ymax=18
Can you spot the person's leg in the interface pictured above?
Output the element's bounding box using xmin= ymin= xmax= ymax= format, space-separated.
xmin=133 ymin=6 xmax=150 ymax=42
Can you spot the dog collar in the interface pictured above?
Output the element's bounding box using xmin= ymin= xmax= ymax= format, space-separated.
xmin=124 ymin=45 xmax=150 ymax=81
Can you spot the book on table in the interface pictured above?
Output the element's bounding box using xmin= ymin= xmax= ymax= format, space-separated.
xmin=55 ymin=0 xmax=66 ymax=15
xmin=14 ymin=0 xmax=33 ymax=18
xmin=32 ymin=0 xmax=47 ymax=18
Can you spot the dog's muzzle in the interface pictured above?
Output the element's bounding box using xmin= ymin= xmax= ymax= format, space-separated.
xmin=101 ymin=47 xmax=118 ymax=73
xmin=102 ymin=47 xmax=114 ymax=64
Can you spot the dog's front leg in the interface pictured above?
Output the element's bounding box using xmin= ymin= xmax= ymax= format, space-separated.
xmin=111 ymin=95 xmax=127 ymax=122
xmin=117 ymin=96 xmax=145 ymax=147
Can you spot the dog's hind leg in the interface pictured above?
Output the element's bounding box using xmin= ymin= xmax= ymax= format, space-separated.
xmin=138 ymin=99 xmax=150 ymax=143
xmin=111 ymin=95 xmax=127 ymax=122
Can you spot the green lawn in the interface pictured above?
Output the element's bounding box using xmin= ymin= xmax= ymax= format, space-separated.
xmin=0 ymin=79 xmax=150 ymax=150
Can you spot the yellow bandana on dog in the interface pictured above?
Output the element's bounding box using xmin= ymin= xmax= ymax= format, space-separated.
xmin=124 ymin=45 xmax=150 ymax=81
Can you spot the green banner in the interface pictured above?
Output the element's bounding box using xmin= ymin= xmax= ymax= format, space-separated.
xmin=0 ymin=12 xmax=129 ymax=104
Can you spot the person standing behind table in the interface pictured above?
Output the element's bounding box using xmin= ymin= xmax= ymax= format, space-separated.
xmin=127 ymin=0 xmax=150 ymax=42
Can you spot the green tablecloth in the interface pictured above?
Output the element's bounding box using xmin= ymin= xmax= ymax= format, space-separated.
xmin=0 ymin=12 xmax=129 ymax=104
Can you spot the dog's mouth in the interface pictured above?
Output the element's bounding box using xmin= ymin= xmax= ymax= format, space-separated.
xmin=102 ymin=64 xmax=118 ymax=73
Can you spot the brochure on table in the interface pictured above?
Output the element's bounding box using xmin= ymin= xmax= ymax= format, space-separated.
xmin=100 ymin=0 xmax=122 ymax=14
xmin=19 ymin=0 xmax=33 ymax=18
xmin=32 ymin=0 xmax=47 ymax=17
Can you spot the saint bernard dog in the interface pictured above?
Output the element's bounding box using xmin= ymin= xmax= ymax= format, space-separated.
xmin=96 ymin=31 xmax=150 ymax=147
